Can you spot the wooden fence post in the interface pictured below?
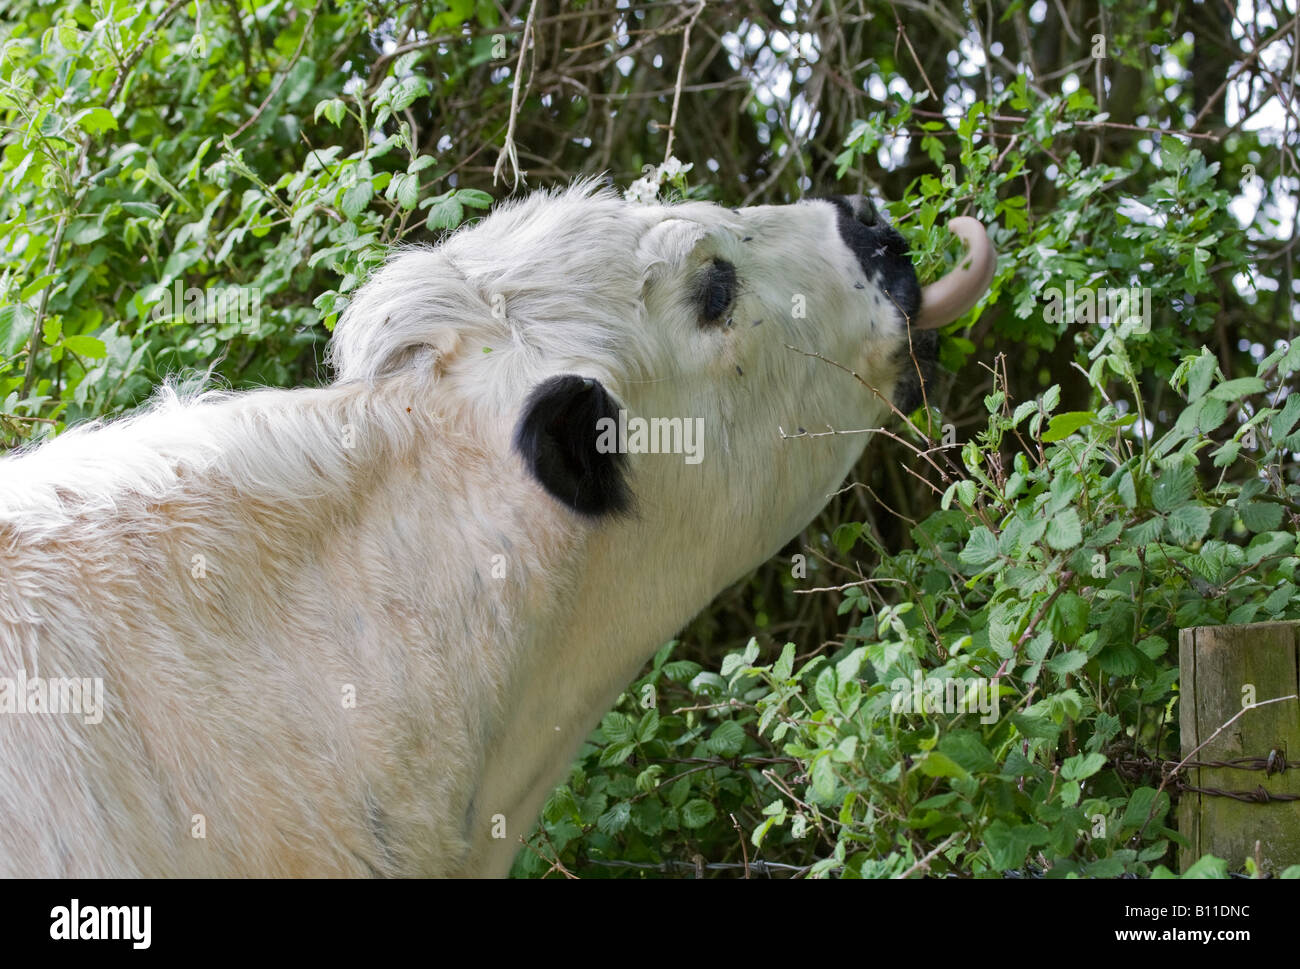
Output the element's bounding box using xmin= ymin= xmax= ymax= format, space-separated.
xmin=1178 ymin=622 xmax=1300 ymax=873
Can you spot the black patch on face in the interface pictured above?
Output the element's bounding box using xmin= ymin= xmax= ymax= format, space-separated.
xmin=815 ymin=195 xmax=932 ymax=411
xmin=818 ymin=196 xmax=922 ymax=324
xmin=693 ymin=258 xmax=737 ymax=324
xmin=513 ymin=374 xmax=631 ymax=517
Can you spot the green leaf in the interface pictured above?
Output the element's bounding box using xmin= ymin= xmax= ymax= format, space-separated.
xmin=1046 ymin=649 xmax=1088 ymax=675
xmin=706 ymin=720 xmax=745 ymax=757
xmin=543 ymin=786 xmax=581 ymax=823
xmin=1212 ymin=441 xmax=1241 ymax=468
xmin=0 ymin=305 xmax=34 ymax=355
xmin=681 ymin=798 xmax=716 ymax=829
xmin=1046 ymin=509 xmax=1082 ymax=550
xmin=62 ymin=335 xmax=106 ymax=359
xmin=720 ymin=649 xmax=750 ymax=679
xmin=636 ymin=708 xmax=660 ymax=743
xmin=751 ymin=816 xmax=778 ymax=848
xmin=596 ymin=801 xmax=631 ymax=835
xmin=18 ymin=273 xmax=56 ymax=302
xmin=631 ymin=797 xmax=662 ymax=836
xmin=457 ymin=188 xmax=494 ymax=208
xmin=1115 ymin=469 xmax=1137 ymax=508
xmin=667 ymin=777 xmax=691 ymax=809
xmin=1061 ymin=752 xmax=1107 ymax=781
xmin=70 ymin=221 xmax=107 ymax=245
xmin=73 ymin=107 xmax=117 ymax=134
xmin=835 ymin=645 xmax=866 ymax=683
xmin=811 ymin=754 xmax=838 ymax=799
xmin=1181 ymin=855 xmax=1228 ymax=879
xmin=773 ymin=642 xmax=795 ymax=681
xmin=1207 ymin=377 xmax=1265 ymax=401
xmin=651 ymin=641 xmax=674 ymax=670
xmin=282 ymin=57 xmax=318 ymax=105
xmin=1271 ymin=394 xmax=1300 ymax=442
xmin=394 ymin=173 xmax=420 ymax=210
xmin=959 ymin=526 xmax=999 ymax=568
xmin=1190 ymin=397 xmax=1228 ymax=434
xmin=635 ymin=765 xmax=663 ymax=793
xmin=1042 ymin=411 xmax=1094 ymax=442
xmin=340 ymin=182 xmax=373 ymax=219
xmin=598 ymin=740 xmax=636 ymax=767
xmin=833 ymin=735 xmax=859 ymax=763
xmin=1122 ymin=787 xmax=1169 ymax=830
xmin=1152 ymin=466 xmax=1195 ymax=512
xmin=983 ymin=820 xmax=1047 ymax=870
xmin=1049 ymin=592 xmax=1089 ymax=642
xmin=1010 ymin=711 xmax=1061 ymax=741
xmin=314 ymin=98 xmax=346 ymax=125
xmin=1165 ymin=505 xmax=1211 ymax=544
xmin=919 ymin=751 xmax=971 ymax=781
xmin=121 ymin=202 xmax=162 ymax=220
xmin=426 ymin=192 xmax=464 ymax=230
xmin=814 ymin=667 xmax=839 ymax=715
xmin=1238 ymin=501 xmax=1284 ymax=532
xmin=1012 ymin=400 xmax=1038 ymax=426
xmin=600 ymin=711 xmax=632 ymax=742
xmin=832 ymin=521 xmax=862 ymax=555
xmin=937 ymin=730 xmax=995 ymax=773
xmin=1246 ymin=531 xmax=1295 ymax=564
xmin=662 ymin=659 xmax=701 ymax=681
xmin=391 ymin=76 xmax=427 ymax=111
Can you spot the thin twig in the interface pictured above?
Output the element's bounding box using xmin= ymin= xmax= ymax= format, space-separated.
xmin=231 ymin=2 xmax=321 ymax=140
xmin=662 ymin=1 xmax=705 ymax=164
xmin=896 ymin=831 xmax=962 ymax=879
xmin=729 ymin=813 xmax=751 ymax=878
xmin=494 ymin=0 xmax=540 ymax=188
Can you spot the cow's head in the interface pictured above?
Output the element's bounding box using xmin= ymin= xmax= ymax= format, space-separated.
xmin=330 ymin=181 xmax=994 ymax=589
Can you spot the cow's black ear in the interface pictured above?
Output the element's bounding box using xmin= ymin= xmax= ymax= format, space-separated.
xmin=513 ymin=374 xmax=630 ymax=517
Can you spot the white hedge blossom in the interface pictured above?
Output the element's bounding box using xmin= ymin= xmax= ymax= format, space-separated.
xmin=624 ymin=156 xmax=694 ymax=203
xmin=658 ymin=156 xmax=692 ymax=181
xmin=625 ymin=174 xmax=660 ymax=203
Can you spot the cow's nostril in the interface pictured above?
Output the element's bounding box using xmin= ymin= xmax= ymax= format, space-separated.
xmin=847 ymin=195 xmax=877 ymax=226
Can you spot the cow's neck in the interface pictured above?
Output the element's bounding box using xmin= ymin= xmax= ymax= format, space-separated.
xmin=465 ymin=493 xmax=729 ymax=876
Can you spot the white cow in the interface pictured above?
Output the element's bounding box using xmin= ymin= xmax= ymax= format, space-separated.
xmin=0 ymin=182 xmax=993 ymax=876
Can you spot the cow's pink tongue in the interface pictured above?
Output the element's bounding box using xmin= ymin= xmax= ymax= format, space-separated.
xmin=913 ymin=217 xmax=996 ymax=330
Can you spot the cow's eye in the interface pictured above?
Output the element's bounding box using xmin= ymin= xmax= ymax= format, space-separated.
xmin=697 ymin=259 xmax=736 ymax=324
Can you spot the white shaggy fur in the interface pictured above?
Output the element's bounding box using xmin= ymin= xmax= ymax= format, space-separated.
xmin=0 ymin=182 xmax=920 ymax=876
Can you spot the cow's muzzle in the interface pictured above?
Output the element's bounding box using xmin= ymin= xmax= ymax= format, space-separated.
xmin=827 ymin=194 xmax=996 ymax=331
